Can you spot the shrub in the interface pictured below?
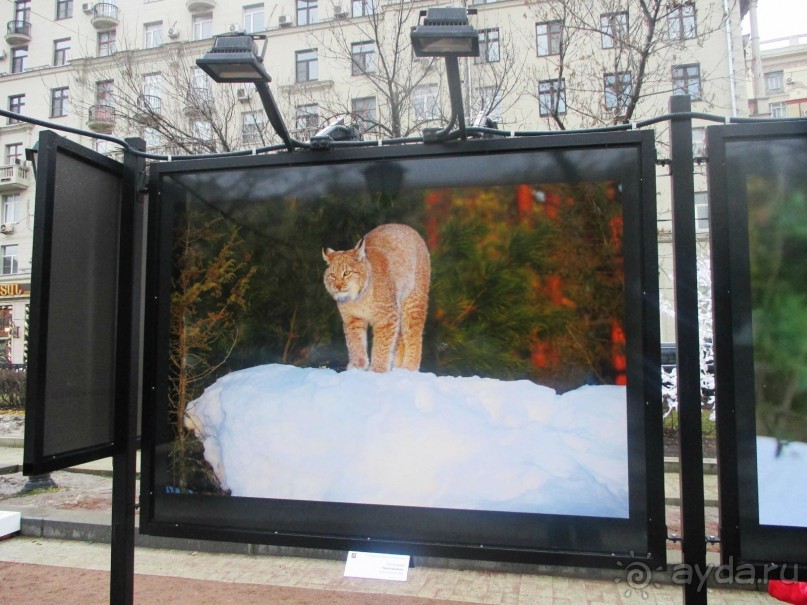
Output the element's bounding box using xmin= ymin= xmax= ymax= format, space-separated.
xmin=0 ymin=369 xmax=26 ymax=410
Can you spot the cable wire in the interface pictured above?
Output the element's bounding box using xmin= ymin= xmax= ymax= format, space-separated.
xmin=2 ymin=107 xmax=805 ymax=160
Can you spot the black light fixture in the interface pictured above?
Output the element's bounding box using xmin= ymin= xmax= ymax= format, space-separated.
xmin=410 ymin=7 xmax=479 ymax=140
xmin=196 ymin=33 xmax=295 ymax=152
xmin=410 ymin=7 xmax=479 ymax=58
xmin=309 ymin=118 xmax=362 ymax=151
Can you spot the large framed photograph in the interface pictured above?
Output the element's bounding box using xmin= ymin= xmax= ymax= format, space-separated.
xmin=708 ymin=121 xmax=807 ymax=573
xmin=141 ymin=133 xmax=665 ymax=567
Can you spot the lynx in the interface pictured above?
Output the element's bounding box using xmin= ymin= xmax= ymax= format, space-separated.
xmin=322 ymin=223 xmax=430 ymax=372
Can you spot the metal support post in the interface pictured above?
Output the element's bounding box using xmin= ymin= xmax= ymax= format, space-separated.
xmin=110 ymin=138 xmax=146 ymax=605
xmin=670 ymin=95 xmax=708 ymax=605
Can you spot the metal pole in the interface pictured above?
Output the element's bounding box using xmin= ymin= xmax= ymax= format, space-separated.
xmin=670 ymin=95 xmax=708 ymax=605
xmin=255 ymin=81 xmax=295 ymax=152
xmin=444 ymin=55 xmax=467 ymax=139
xmin=110 ymin=138 xmax=146 ymax=605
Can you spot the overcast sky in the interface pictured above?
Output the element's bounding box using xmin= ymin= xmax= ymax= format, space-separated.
xmin=747 ymin=0 xmax=807 ymax=40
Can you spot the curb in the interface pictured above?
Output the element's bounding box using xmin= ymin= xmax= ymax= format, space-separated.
xmin=5 ymin=508 xmax=771 ymax=592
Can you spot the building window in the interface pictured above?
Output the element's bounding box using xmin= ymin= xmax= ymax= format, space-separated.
xmin=98 ymin=30 xmax=116 ymax=56
xmin=296 ymin=0 xmax=318 ymax=26
xmin=296 ymin=49 xmax=318 ymax=82
xmin=242 ymin=110 xmax=264 ymax=145
xmin=94 ymin=139 xmax=117 ymax=155
xmin=668 ymin=3 xmax=696 ymax=40
xmin=191 ymin=120 xmax=213 ymax=142
xmin=765 ymin=70 xmax=784 ymax=95
xmin=476 ymin=28 xmax=499 ymax=64
xmin=352 ymin=0 xmax=373 ymax=18
xmin=142 ymin=128 xmax=162 ymax=150
xmin=4 ymin=144 xmax=23 ymax=165
xmin=295 ymin=104 xmax=319 ymax=138
xmin=474 ymin=86 xmax=502 ymax=123
xmin=14 ymin=0 xmax=30 ymax=23
xmin=770 ymin=101 xmax=787 ymax=118
xmin=51 ymin=87 xmax=69 ymax=118
xmin=601 ymin=11 xmax=629 ymax=49
xmin=536 ymin=21 xmax=562 ymax=57
xmin=351 ymin=41 xmax=375 ymax=75
xmin=142 ymin=73 xmax=161 ymax=112
xmin=694 ymin=192 xmax=709 ymax=233
xmin=413 ymin=84 xmax=439 ymax=121
xmin=96 ymin=80 xmax=114 ymax=106
xmin=190 ymin=67 xmax=213 ymax=103
xmin=7 ymin=95 xmax=24 ymax=124
xmin=1 ymin=245 xmax=19 ymax=276
xmin=672 ymin=64 xmax=701 ymax=100
xmin=243 ymin=4 xmax=265 ymax=33
xmin=56 ymin=0 xmax=73 ymax=19
xmin=144 ymin=22 xmax=163 ymax=49
xmin=193 ymin=13 xmax=213 ymax=40
xmin=604 ymin=72 xmax=632 ymax=113
xmin=538 ymin=79 xmax=566 ymax=117
xmin=11 ymin=47 xmax=27 ymax=74
xmin=692 ymin=127 xmax=706 ymax=156
xmin=351 ymin=96 xmax=376 ymax=133
xmin=53 ymin=38 xmax=71 ymax=66
xmin=2 ymin=195 xmax=18 ymax=224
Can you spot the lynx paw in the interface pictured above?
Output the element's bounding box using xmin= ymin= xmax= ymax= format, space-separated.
xmin=347 ymin=358 xmax=369 ymax=370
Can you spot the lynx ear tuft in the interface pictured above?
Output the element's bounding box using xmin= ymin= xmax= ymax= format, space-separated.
xmin=354 ymin=238 xmax=366 ymax=261
xmin=322 ymin=247 xmax=335 ymax=263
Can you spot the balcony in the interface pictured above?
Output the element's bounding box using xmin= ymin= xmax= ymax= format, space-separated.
xmin=5 ymin=21 xmax=31 ymax=46
xmin=91 ymin=3 xmax=119 ymax=30
xmin=183 ymin=87 xmax=213 ymax=117
xmin=87 ymin=105 xmax=116 ymax=133
xmin=186 ymin=0 xmax=216 ymax=11
xmin=134 ymin=95 xmax=162 ymax=125
xmin=0 ymin=164 xmax=30 ymax=193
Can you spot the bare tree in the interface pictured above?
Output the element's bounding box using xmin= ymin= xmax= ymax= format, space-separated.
xmin=465 ymin=19 xmax=530 ymax=128
xmin=526 ymin=0 xmax=736 ymax=128
xmin=281 ymin=0 xmax=440 ymax=139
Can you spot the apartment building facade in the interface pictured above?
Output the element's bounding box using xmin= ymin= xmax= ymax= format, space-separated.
xmin=0 ymin=0 xmax=750 ymax=362
xmin=747 ymin=34 xmax=807 ymax=118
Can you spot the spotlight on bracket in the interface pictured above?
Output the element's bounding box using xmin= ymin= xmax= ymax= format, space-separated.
xmin=196 ymin=33 xmax=295 ymax=152
xmin=410 ymin=8 xmax=479 ymax=140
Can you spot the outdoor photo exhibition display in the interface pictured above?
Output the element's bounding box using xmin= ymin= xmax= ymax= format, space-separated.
xmin=708 ymin=121 xmax=807 ymax=573
xmin=141 ymin=133 xmax=666 ymax=567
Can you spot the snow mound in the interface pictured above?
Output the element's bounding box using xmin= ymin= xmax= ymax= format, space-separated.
xmin=185 ymin=364 xmax=629 ymax=517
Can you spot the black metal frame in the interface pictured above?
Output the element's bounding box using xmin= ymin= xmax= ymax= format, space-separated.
xmin=669 ymin=96 xmax=708 ymax=605
xmin=23 ymin=131 xmax=128 ymax=475
xmin=109 ymin=138 xmax=146 ymax=604
xmin=140 ymin=132 xmax=666 ymax=569
xmin=707 ymin=119 xmax=807 ymax=580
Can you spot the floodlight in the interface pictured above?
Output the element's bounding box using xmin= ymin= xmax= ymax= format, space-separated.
xmin=410 ymin=7 xmax=480 ymax=58
xmin=196 ymin=34 xmax=271 ymax=83
xmin=196 ymin=33 xmax=295 ymax=152
xmin=410 ymin=8 xmax=479 ymax=140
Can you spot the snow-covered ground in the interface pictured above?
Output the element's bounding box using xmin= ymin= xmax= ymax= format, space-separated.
xmin=186 ymin=364 xmax=630 ymax=517
xmin=757 ymin=436 xmax=807 ymax=527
